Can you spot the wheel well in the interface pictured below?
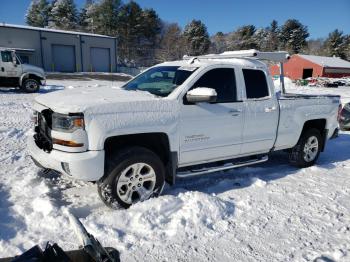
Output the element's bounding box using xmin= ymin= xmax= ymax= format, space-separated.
xmin=104 ymin=133 xmax=171 ymax=165
xmin=28 ymin=74 xmax=43 ymax=81
xmin=301 ymin=119 xmax=327 ymax=151
xmin=104 ymin=133 xmax=176 ymax=184
xmin=301 ymin=119 xmax=326 ymax=134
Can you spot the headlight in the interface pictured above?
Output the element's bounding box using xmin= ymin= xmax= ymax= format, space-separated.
xmin=52 ymin=113 xmax=84 ymax=133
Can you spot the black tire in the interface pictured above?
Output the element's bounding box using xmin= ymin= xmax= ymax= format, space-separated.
xmin=21 ymin=78 xmax=40 ymax=93
xmin=97 ymin=147 xmax=165 ymax=209
xmin=288 ymin=128 xmax=322 ymax=168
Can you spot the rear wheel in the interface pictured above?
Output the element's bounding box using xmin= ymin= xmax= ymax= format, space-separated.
xmin=289 ymin=128 xmax=322 ymax=168
xmin=97 ymin=147 xmax=165 ymax=209
xmin=21 ymin=78 xmax=40 ymax=93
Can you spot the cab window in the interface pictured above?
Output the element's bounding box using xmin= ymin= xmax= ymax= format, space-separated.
xmin=1 ymin=51 xmax=12 ymax=63
xmin=190 ymin=68 xmax=237 ymax=103
xmin=243 ymin=69 xmax=270 ymax=99
xmin=123 ymin=66 xmax=197 ymax=97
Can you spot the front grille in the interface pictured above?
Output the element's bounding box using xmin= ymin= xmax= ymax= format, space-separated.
xmin=34 ymin=110 xmax=53 ymax=152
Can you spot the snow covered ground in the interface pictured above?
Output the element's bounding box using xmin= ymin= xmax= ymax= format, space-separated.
xmin=1 ymin=79 xmax=350 ymax=261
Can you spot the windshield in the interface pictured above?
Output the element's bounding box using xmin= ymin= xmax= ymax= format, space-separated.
xmin=122 ymin=66 xmax=197 ymax=97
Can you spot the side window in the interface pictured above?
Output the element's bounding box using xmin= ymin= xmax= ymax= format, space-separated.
xmin=191 ymin=68 xmax=237 ymax=103
xmin=1 ymin=51 xmax=12 ymax=63
xmin=243 ymin=69 xmax=269 ymax=99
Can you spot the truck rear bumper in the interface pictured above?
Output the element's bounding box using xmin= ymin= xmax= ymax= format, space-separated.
xmin=28 ymin=135 xmax=105 ymax=181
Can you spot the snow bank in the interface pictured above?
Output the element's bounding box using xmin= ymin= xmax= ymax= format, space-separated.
xmin=85 ymin=191 xmax=234 ymax=243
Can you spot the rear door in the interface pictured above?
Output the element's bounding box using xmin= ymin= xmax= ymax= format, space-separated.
xmin=179 ymin=66 xmax=244 ymax=166
xmin=240 ymin=69 xmax=279 ymax=154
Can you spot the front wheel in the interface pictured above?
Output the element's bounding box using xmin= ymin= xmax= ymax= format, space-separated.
xmin=289 ymin=128 xmax=322 ymax=168
xmin=97 ymin=147 xmax=165 ymax=209
xmin=21 ymin=78 xmax=40 ymax=93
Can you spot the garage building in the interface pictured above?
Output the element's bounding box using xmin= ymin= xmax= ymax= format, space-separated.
xmin=0 ymin=23 xmax=117 ymax=73
xmin=270 ymin=54 xmax=350 ymax=80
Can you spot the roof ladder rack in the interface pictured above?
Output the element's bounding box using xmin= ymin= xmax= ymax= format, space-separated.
xmin=183 ymin=49 xmax=290 ymax=94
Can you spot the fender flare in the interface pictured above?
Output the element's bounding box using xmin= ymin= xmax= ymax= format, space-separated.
xmin=19 ymin=73 xmax=44 ymax=86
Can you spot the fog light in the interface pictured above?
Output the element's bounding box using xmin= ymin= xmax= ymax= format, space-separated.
xmin=61 ymin=162 xmax=71 ymax=175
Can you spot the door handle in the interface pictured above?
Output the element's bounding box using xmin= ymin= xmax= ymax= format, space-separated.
xmin=228 ymin=109 xmax=242 ymax=116
xmin=264 ymin=106 xmax=277 ymax=113
xmin=1 ymin=67 xmax=4 ymax=72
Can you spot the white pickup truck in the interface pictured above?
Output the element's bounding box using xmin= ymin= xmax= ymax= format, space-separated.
xmin=28 ymin=50 xmax=340 ymax=208
xmin=0 ymin=48 xmax=45 ymax=92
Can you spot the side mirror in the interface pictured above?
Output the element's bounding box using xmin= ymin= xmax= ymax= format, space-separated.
xmin=11 ymin=51 xmax=17 ymax=65
xmin=186 ymin=87 xmax=217 ymax=103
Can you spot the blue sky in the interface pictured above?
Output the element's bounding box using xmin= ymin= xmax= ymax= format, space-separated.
xmin=0 ymin=0 xmax=349 ymax=38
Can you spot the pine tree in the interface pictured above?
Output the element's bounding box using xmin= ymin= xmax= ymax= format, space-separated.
xmin=323 ymin=29 xmax=347 ymax=59
xmin=139 ymin=8 xmax=162 ymax=65
xmin=26 ymin=0 xmax=50 ymax=27
xmin=254 ymin=28 xmax=269 ymax=51
xmin=230 ymin=25 xmax=258 ymax=50
xmin=78 ymin=0 xmax=94 ymax=31
xmin=49 ymin=0 xmax=78 ymax=30
xmin=345 ymin=35 xmax=350 ymax=61
xmin=117 ymin=1 xmax=144 ymax=63
xmin=279 ymin=19 xmax=309 ymax=54
xmin=266 ymin=20 xmax=279 ymax=51
xmin=183 ymin=20 xmax=210 ymax=56
xmin=93 ymin=0 xmax=121 ymax=36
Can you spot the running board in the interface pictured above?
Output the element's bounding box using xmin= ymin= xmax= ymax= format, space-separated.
xmin=176 ymin=155 xmax=268 ymax=178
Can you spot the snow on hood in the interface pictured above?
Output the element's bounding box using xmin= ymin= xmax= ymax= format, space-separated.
xmin=35 ymin=87 xmax=162 ymax=114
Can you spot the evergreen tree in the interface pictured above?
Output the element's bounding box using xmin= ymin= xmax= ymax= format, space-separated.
xmin=139 ymin=8 xmax=162 ymax=65
xmin=230 ymin=25 xmax=258 ymax=50
xmin=183 ymin=19 xmax=210 ymax=56
xmin=93 ymin=0 xmax=121 ymax=36
xmin=26 ymin=0 xmax=50 ymax=27
xmin=117 ymin=1 xmax=144 ymax=63
xmin=345 ymin=35 xmax=350 ymax=61
xmin=266 ymin=20 xmax=279 ymax=51
xmin=49 ymin=0 xmax=78 ymax=30
xmin=279 ymin=19 xmax=309 ymax=54
xmin=253 ymin=28 xmax=269 ymax=51
xmin=323 ymin=29 xmax=347 ymax=59
xmin=78 ymin=0 xmax=93 ymax=31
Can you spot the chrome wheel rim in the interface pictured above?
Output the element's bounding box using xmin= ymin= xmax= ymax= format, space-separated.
xmin=25 ymin=80 xmax=38 ymax=91
xmin=116 ymin=163 xmax=156 ymax=204
xmin=303 ymin=136 xmax=319 ymax=162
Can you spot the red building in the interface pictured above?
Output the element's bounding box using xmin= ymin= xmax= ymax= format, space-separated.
xmin=270 ymin=54 xmax=350 ymax=80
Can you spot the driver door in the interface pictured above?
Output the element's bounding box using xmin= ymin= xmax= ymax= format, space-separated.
xmin=0 ymin=51 xmax=22 ymax=78
xmin=178 ymin=66 xmax=244 ymax=166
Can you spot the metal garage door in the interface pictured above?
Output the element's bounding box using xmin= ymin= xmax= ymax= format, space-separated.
xmin=52 ymin=44 xmax=76 ymax=72
xmin=90 ymin=47 xmax=110 ymax=72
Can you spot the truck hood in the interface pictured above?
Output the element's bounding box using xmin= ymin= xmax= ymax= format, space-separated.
xmin=22 ymin=64 xmax=45 ymax=77
xmin=35 ymin=87 xmax=167 ymax=114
